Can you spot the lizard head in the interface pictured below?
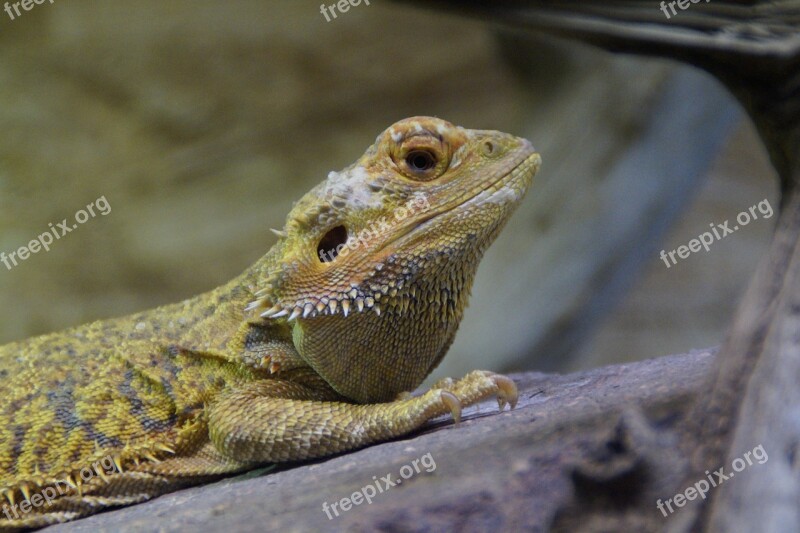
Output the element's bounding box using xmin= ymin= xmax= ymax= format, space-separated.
xmin=249 ymin=116 xmax=541 ymax=402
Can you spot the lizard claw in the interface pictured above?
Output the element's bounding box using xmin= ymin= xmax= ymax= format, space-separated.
xmin=440 ymin=390 xmax=462 ymax=424
xmin=492 ymin=374 xmax=518 ymax=410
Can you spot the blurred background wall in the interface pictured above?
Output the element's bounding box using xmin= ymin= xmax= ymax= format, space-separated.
xmin=0 ymin=1 xmax=778 ymax=380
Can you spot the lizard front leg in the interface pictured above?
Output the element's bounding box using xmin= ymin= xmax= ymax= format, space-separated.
xmin=207 ymin=370 xmax=517 ymax=463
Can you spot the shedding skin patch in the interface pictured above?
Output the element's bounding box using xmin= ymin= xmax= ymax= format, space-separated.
xmin=325 ymin=166 xmax=384 ymax=210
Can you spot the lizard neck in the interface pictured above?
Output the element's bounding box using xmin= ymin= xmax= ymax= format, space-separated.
xmin=290 ymin=248 xmax=479 ymax=403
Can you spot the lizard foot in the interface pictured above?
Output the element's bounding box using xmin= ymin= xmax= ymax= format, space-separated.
xmin=429 ymin=370 xmax=518 ymax=424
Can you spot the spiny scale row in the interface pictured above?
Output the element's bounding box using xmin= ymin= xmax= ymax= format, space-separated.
xmin=247 ymin=295 xmax=380 ymax=320
xmin=246 ymin=282 xmax=417 ymax=321
xmin=0 ymin=443 xmax=177 ymax=505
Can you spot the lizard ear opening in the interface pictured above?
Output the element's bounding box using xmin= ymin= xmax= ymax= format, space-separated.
xmin=317 ymin=225 xmax=348 ymax=263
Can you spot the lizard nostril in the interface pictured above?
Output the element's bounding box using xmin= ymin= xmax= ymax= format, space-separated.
xmin=317 ymin=225 xmax=348 ymax=263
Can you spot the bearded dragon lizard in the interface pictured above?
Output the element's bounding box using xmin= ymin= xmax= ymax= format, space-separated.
xmin=0 ymin=116 xmax=540 ymax=529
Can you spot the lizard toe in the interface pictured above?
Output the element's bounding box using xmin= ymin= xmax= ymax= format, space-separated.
xmin=439 ymin=390 xmax=462 ymax=424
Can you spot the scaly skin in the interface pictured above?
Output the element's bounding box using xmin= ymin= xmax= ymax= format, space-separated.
xmin=0 ymin=116 xmax=540 ymax=529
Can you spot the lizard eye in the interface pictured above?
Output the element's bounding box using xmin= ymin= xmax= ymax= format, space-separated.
xmin=405 ymin=150 xmax=437 ymax=172
xmin=317 ymin=225 xmax=348 ymax=263
xmin=394 ymin=137 xmax=449 ymax=182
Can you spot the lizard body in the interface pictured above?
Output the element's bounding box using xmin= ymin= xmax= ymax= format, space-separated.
xmin=0 ymin=117 xmax=540 ymax=528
